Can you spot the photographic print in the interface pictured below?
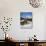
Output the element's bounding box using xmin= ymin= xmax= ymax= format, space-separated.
xmin=20 ymin=12 xmax=33 ymax=29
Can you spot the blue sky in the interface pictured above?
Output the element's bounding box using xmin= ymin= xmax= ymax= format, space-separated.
xmin=20 ymin=12 xmax=32 ymax=18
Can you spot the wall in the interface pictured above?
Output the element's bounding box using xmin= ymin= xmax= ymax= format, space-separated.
xmin=44 ymin=12 xmax=46 ymax=40
xmin=0 ymin=0 xmax=46 ymax=40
